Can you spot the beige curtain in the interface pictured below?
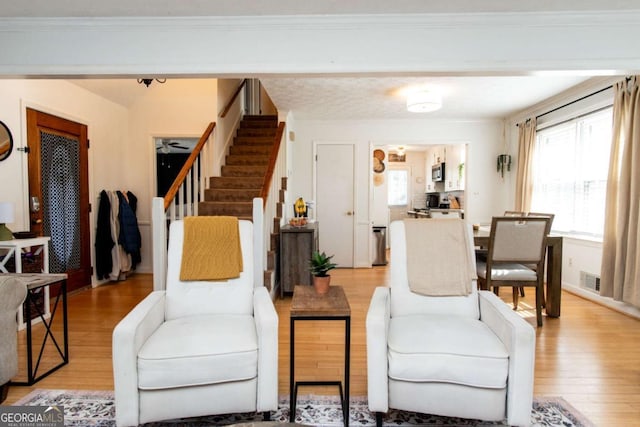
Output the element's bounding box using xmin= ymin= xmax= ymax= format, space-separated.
xmin=600 ymin=76 xmax=640 ymax=308
xmin=515 ymin=118 xmax=537 ymax=212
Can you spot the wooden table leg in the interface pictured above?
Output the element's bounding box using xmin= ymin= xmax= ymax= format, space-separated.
xmin=545 ymin=238 xmax=563 ymax=318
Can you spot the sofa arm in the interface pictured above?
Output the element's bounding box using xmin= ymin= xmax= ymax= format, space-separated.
xmin=112 ymin=291 xmax=166 ymax=427
xmin=366 ymin=286 xmax=391 ymax=413
xmin=0 ymin=277 xmax=27 ymax=386
xmin=479 ymin=290 xmax=535 ymax=427
xmin=253 ymin=287 xmax=279 ymax=412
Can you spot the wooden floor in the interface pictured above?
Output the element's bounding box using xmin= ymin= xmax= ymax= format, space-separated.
xmin=5 ymin=268 xmax=640 ymax=426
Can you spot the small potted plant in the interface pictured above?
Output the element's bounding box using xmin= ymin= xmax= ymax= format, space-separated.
xmin=309 ymin=251 xmax=337 ymax=294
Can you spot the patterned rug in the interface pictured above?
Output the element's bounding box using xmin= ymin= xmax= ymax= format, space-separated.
xmin=13 ymin=390 xmax=594 ymax=427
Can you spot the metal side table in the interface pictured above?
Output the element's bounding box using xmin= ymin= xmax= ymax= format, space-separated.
xmin=6 ymin=273 xmax=69 ymax=385
xmin=289 ymin=285 xmax=351 ymax=426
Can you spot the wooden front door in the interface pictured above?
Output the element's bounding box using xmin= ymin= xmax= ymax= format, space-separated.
xmin=26 ymin=108 xmax=91 ymax=292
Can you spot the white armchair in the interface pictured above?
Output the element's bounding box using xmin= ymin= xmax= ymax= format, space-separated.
xmin=112 ymin=219 xmax=278 ymax=426
xmin=367 ymin=220 xmax=535 ymax=426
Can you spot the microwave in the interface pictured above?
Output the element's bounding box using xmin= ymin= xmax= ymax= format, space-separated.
xmin=432 ymin=163 xmax=445 ymax=182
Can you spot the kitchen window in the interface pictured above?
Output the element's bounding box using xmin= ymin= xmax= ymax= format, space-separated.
xmin=388 ymin=168 xmax=409 ymax=206
xmin=531 ymin=107 xmax=613 ymax=238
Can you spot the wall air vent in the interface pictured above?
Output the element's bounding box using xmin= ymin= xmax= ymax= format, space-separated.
xmin=580 ymin=271 xmax=601 ymax=293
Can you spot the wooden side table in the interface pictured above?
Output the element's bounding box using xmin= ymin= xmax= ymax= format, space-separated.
xmin=5 ymin=273 xmax=69 ymax=385
xmin=289 ymin=285 xmax=351 ymax=426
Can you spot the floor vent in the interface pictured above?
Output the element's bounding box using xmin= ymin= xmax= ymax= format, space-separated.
xmin=580 ymin=271 xmax=601 ymax=293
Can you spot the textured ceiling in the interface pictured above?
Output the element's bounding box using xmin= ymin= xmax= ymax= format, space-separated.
xmin=260 ymin=75 xmax=592 ymax=120
xmin=68 ymin=75 xmax=594 ymax=121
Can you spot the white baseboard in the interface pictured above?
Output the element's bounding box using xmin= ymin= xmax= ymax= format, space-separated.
xmin=563 ymin=283 xmax=640 ymax=320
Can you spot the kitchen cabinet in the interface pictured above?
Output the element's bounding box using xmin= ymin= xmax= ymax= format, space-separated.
xmin=280 ymin=222 xmax=318 ymax=297
xmin=445 ymin=145 xmax=465 ymax=191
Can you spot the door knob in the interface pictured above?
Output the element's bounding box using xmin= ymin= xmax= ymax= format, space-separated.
xmin=346 ymin=211 xmax=353 ymax=216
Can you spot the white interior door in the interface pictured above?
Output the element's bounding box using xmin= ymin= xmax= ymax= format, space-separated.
xmin=315 ymin=143 xmax=355 ymax=267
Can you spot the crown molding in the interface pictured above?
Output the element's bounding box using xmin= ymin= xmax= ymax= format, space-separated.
xmin=1 ymin=10 xmax=639 ymax=77
xmin=1 ymin=10 xmax=640 ymax=31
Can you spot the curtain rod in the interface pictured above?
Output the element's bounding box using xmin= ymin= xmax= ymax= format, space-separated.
xmin=516 ymin=76 xmax=632 ymax=127
xmin=535 ymin=85 xmax=612 ymax=120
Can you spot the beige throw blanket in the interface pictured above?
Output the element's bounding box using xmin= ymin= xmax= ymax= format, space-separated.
xmin=180 ymin=216 xmax=243 ymax=281
xmin=404 ymin=219 xmax=476 ymax=296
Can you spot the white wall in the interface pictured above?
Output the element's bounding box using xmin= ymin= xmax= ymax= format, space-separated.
xmin=0 ymin=78 xmax=217 ymax=282
xmin=125 ymin=79 xmax=217 ymax=274
xmin=290 ymin=118 xmax=507 ymax=267
xmin=0 ymin=79 xmax=129 ymax=280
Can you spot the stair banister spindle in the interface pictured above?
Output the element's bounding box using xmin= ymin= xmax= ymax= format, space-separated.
xmin=194 ymin=158 xmax=200 ymax=216
xmin=169 ymin=200 xmax=176 ymax=222
xmin=186 ymin=169 xmax=193 ymax=217
xmin=178 ymin=186 xmax=185 ymax=219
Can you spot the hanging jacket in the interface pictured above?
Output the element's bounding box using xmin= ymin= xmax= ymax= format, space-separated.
xmin=117 ymin=191 xmax=141 ymax=269
xmin=95 ymin=190 xmax=114 ymax=279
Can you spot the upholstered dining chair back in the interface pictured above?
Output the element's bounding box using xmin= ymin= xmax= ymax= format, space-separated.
xmin=489 ymin=217 xmax=549 ymax=264
xmin=164 ymin=220 xmax=255 ymax=321
xmin=389 ymin=220 xmax=479 ymax=319
xmin=527 ymin=212 xmax=555 ymax=229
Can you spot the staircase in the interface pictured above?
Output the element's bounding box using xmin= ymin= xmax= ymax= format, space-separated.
xmin=198 ymin=114 xmax=286 ymax=291
xmin=199 ymin=115 xmax=276 ymax=219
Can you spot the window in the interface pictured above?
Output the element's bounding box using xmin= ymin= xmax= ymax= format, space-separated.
xmin=387 ymin=168 xmax=409 ymax=206
xmin=531 ymin=107 xmax=613 ymax=237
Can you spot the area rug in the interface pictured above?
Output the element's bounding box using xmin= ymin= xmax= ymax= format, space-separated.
xmin=13 ymin=389 xmax=594 ymax=427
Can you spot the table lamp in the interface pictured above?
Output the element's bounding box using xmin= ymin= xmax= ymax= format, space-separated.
xmin=0 ymin=202 xmax=15 ymax=240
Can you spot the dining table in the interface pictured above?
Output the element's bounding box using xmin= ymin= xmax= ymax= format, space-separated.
xmin=473 ymin=228 xmax=563 ymax=318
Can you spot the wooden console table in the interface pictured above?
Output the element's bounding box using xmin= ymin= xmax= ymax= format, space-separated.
xmin=290 ymin=285 xmax=351 ymax=426
xmin=280 ymin=223 xmax=318 ymax=298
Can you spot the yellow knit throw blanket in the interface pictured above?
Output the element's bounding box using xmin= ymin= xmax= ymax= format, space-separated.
xmin=180 ymin=216 xmax=243 ymax=281
xmin=403 ymin=218 xmax=476 ymax=296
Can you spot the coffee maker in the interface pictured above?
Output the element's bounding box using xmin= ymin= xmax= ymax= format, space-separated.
xmin=426 ymin=193 xmax=439 ymax=208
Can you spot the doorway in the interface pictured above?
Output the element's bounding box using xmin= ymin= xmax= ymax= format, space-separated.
xmin=154 ymin=137 xmax=198 ymax=197
xmin=26 ymin=108 xmax=91 ymax=292
xmin=314 ymin=143 xmax=355 ymax=267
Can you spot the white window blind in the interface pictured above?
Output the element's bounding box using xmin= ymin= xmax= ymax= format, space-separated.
xmin=531 ymin=107 xmax=613 ymax=237
xmin=388 ymin=169 xmax=409 ymax=206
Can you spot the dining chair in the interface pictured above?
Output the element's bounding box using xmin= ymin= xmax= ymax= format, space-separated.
xmin=502 ymin=211 xmax=554 ymax=300
xmin=521 ymin=212 xmax=555 ymax=302
xmin=474 ymin=211 xmax=524 ymax=263
xmin=476 ymin=216 xmax=551 ymax=327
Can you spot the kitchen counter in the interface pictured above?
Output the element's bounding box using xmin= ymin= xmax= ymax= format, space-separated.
xmin=407 ymin=209 xmax=464 ymax=219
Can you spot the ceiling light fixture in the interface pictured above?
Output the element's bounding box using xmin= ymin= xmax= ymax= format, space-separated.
xmin=137 ymin=78 xmax=167 ymax=87
xmin=406 ymin=90 xmax=442 ymax=113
